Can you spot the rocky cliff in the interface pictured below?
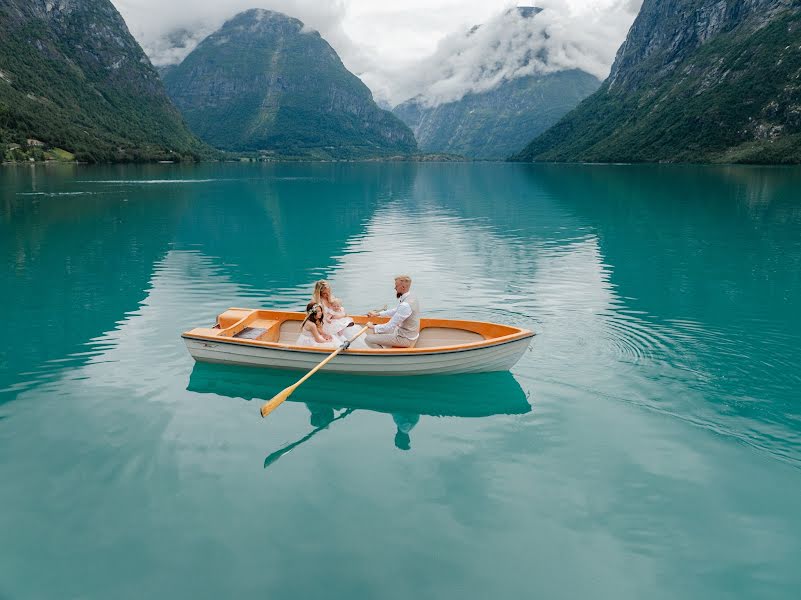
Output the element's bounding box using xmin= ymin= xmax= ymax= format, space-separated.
xmin=513 ymin=0 xmax=801 ymax=163
xmin=163 ymin=9 xmax=417 ymax=159
xmin=0 ymin=0 xmax=207 ymax=162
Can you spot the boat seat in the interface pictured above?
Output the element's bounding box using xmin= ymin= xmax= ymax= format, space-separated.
xmin=278 ymin=320 xmax=302 ymax=343
xmin=415 ymin=327 xmax=485 ymax=348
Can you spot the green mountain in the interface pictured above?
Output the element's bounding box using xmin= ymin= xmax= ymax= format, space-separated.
xmin=0 ymin=0 xmax=208 ymax=162
xmin=163 ymin=9 xmax=417 ymax=159
xmin=513 ymin=0 xmax=801 ymax=164
xmin=393 ymin=70 xmax=600 ymax=160
xmin=393 ymin=7 xmax=600 ymax=160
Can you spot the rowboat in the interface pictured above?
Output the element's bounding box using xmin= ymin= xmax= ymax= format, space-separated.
xmin=182 ymin=308 xmax=534 ymax=375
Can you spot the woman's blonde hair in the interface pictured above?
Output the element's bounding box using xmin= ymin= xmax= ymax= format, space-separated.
xmin=311 ymin=279 xmax=340 ymax=307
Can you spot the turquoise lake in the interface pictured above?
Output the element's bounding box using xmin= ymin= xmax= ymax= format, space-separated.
xmin=2 ymin=162 xmax=801 ymax=599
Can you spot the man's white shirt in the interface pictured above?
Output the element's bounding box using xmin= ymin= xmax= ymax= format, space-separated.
xmin=375 ymin=293 xmax=418 ymax=339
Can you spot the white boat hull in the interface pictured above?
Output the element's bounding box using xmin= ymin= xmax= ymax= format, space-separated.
xmin=183 ymin=336 xmax=531 ymax=375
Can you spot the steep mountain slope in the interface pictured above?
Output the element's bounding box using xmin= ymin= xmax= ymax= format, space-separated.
xmin=392 ymin=7 xmax=601 ymax=159
xmin=513 ymin=0 xmax=801 ymax=164
xmin=394 ymin=70 xmax=600 ymax=160
xmin=163 ymin=9 xmax=417 ymax=159
xmin=0 ymin=0 xmax=207 ymax=162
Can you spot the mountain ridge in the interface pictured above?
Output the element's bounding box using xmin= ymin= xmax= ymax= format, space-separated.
xmin=391 ymin=7 xmax=600 ymax=159
xmin=513 ymin=0 xmax=801 ymax=164
xmin=394 ymin=70 xmax=600 ymax=159
xmin=0 ymin=0 xmax=208 ymax=162
xmin=163 ymin=9 xmax=417 ymax=160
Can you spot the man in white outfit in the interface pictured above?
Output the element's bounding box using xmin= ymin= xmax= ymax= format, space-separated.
xmin=365 ymin=275 xmax=421 ymax=348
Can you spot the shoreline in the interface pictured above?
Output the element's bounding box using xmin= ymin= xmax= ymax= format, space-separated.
xmin=5 ymin=158 xmax=801 ymax=168
xmin=1 ymin=155 xmax=471 ymax=166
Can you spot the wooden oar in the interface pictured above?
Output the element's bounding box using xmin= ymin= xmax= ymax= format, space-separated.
xmin=263 ymin=408 xmax=355 ymax=468
xmin=260 ymin=325 xmax=370 ymax=418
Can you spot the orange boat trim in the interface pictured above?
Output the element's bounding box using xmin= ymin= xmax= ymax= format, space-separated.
xmin=182 ymin=308 xmax=534 ymax=356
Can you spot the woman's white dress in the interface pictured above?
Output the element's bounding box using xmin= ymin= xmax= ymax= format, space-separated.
xmin=296 ymin=324 xmax=343 ymax=348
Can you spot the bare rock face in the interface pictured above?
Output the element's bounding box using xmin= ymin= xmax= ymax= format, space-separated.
xmin=514 ymin=0 xmax=801 ymax=164
xmin=0 ymin=0 xmax=207 ymax=161
xmin=607 ymin=0 xmax=793 ymax=92
xmin=163 ymin=9 xmax=417 ymax=159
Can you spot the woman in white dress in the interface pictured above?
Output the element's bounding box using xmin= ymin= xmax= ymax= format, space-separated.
xmin=296 ymin=302 xmax=342 ymax=348
xmin=312 ymin=280 xmax=356 ymax=341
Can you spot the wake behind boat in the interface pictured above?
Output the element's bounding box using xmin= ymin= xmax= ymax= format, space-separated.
xmin=182 ymin=308 xmax=534 ymax=375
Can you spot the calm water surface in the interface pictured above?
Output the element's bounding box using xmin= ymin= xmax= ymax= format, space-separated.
xmin=2 ymin=162 xmax=800 ymax=599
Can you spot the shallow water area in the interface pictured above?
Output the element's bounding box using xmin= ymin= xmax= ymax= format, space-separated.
xmin=2 ymin=162 xmax=801 ymax=599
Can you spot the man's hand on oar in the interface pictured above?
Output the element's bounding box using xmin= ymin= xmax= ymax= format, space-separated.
xmin=260 ymin=325 xmax=369 ymax=418
xmin=367 ymin=304 xmax=388 ymax=318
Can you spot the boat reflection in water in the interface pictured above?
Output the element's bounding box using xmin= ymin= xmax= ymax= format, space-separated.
xmin=186 ymin=362 xmax=531 ymax=466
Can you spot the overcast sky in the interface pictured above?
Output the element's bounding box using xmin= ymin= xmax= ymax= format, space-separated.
xmin=113 ymin=0 xmax=641 ymax=106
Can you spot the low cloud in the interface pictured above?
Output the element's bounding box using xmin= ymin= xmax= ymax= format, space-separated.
xmin=112 ymin=1 xmax=641 ymax=107
xmin=113 ymin=0 xmax=352 ymax=67
xmin=373 ymin=0 xmax=642 ymax=107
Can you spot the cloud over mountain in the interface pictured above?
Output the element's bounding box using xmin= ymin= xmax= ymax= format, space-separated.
xmin=114 ymin=0 xmax=350 ymax=67
xmin=376 ymin=0 xmax=642 ymax=107
xmin=112 ymin=1 xmax=641 ymax=106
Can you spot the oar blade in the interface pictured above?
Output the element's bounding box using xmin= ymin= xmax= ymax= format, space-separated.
xmin=263 ymin=444 xmax=295 ymax=468
xmin=260 ymin=385 xmax=295 ymax=417
xmin=258 ymin=325 xmax=369 ymax=420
